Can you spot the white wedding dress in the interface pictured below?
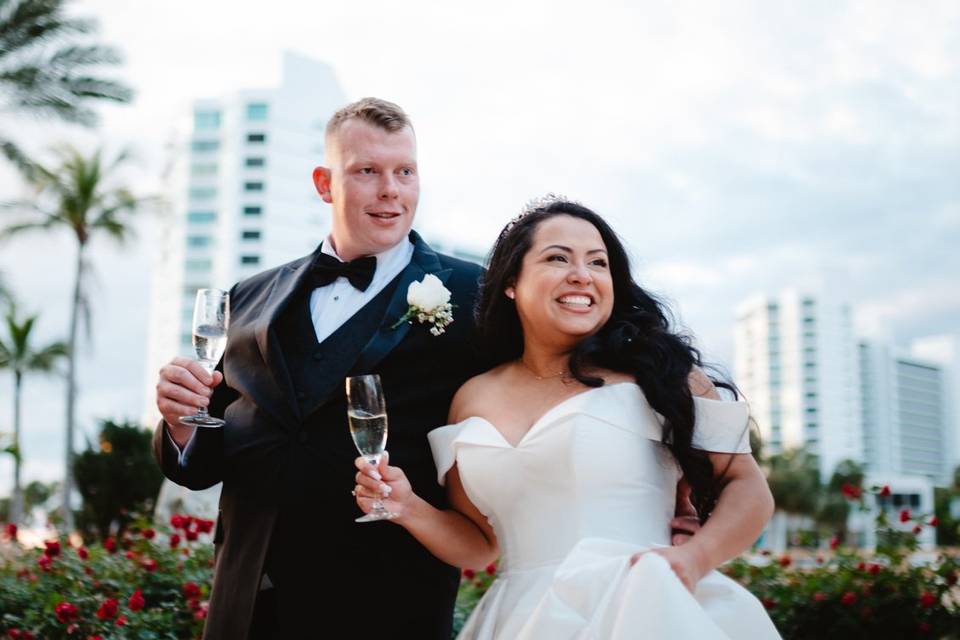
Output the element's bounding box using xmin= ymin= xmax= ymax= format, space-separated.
xmin=428 ymin=382 xmax=782 ymax=639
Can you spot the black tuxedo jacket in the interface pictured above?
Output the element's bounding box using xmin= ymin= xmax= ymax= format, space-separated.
xmin=153 ymin=231 xmax=489 ymax=639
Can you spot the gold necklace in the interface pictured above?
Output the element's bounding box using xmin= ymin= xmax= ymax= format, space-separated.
xmin=519 ymin=357 xmax=569 ymax=381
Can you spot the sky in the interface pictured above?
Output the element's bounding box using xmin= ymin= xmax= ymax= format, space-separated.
xmin=0 ymin=0 xmax=958 ymax=496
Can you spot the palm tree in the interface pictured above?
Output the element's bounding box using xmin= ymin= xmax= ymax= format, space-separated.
xmin=0 ymin=0 xmax=133 ymax=169
xmin=2 ymin=145 xmax=150 ymax=531
xmin=0 ymin=302 xmax=67 ymax=525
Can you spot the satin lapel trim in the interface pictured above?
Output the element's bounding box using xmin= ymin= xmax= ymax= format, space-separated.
xmin=253 ymin=257 xmax=315 ymax=420
xmin=351 ymin=232 xmax=450 ymax=375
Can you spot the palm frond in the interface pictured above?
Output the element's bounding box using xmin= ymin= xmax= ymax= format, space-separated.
xmin=0 ymin=0 xmax=92 ymax=61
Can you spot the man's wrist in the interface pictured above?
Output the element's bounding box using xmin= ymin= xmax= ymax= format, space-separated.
xmin=165 ymin=420 xmax=197 ymax=450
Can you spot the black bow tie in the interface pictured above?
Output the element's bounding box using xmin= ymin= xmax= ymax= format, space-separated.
xmin=308 ymin=252 xmax=377 ymax=292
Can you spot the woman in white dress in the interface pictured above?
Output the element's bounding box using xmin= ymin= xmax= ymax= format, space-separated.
xmin=353 ymin=197 xmax=782 ymax=639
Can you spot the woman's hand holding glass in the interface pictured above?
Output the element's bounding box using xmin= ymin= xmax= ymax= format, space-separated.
xmin=353 ymin=451 xmax=416 ymax=522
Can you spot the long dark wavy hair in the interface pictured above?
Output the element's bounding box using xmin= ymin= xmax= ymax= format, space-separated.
xmin=476 ymin=196 xmax=743 ymax=522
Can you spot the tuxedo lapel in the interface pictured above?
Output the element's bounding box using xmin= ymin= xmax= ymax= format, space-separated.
xmin=351 ymin=231 xmax=451 ymax=376
xmin=251 ymin=255 xmax=315 ymax=421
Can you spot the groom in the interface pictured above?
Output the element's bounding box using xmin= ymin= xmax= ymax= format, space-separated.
xmin=153 ymin=97 xmax=701 ymax=639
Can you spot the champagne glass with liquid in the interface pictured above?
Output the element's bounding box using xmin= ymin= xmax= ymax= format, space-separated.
xmin=346 ymin=374 xmax=398 ymax=522
xmin=180 ymin=288 xmax=229 ymax=427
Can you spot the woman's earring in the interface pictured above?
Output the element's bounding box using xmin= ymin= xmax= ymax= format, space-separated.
xmin=505 ymin=289 xmax=515 ymax=300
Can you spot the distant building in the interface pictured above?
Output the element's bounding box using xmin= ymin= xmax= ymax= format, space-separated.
xmin=734 ymin=291 xmax=862 ymax=480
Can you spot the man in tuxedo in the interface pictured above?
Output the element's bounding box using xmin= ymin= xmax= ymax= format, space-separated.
xmin=154 ymin=97 xmax=702 ymax=639
xmin=155 ymin=97 xmax=490 ymax=638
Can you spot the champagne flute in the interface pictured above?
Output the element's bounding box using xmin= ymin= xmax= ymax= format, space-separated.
xmin=346 ymin=374 xmax=398 ymax=522
xmin=181 ymin=288 xmax=229 ymax=427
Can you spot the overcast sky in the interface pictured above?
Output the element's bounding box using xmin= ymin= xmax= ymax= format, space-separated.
xmin=1 ymin=0 xmax=958 ymax=496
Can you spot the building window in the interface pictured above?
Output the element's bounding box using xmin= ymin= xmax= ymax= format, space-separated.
xmin=245 ymin=157 xmax=266 ymax=168
xmin=241 ymin=255 xmax=260 ymax=266
xmin=187 ymin=211 xmax=216 ymax=223
xmin=191 ymin=140 xmax=219 ymax=152
xmin=247 ymin=133 xmax=266 ymax=143
xmin=186 ymin=258 xmax=212 ymax=271
xmin=189 ymin=187 xmax=217 ymax=200
xmin=191 ymin=163 xmax=218 ymax=176
xmin=241 ymin=230 xmax=261 ymax=241
xmin=243 ymin=206 xmax=262 ymax=216
xmin=194 ymin=111 xmax=221 ymax=130
xmin=187 ymin=235 xmax=211 ymax=248
xmin=244 ymin=181 xmax=264 ymax=192
xmin=247 ymin=103 xmax=269 ymax=121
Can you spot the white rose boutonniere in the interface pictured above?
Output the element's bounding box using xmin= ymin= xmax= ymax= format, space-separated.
xmin=391 ymin=274 xmax=454 ymax=336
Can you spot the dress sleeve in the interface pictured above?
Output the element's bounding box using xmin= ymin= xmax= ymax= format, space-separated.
xmin=691 ymin=396 xmax=752 ymax=453
xmin=427 ymin=422 xmax=464 ymax=486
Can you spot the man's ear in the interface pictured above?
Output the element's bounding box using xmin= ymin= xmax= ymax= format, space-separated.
xmin=312 ymin=166 xmax=333 ymax=203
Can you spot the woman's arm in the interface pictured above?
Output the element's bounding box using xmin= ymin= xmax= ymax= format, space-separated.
xmin=353 ymin=378 xmax=500 ymax=569
xmin=356 ymin=456 xmax=500 ymax=570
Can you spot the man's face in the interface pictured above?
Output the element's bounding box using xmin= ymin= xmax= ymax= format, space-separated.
xmin=313 ymin=119 xmax=419 ymax=261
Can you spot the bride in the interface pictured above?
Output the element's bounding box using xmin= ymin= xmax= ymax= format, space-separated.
xmin=353 ymin=197 xmax=781 ymax=638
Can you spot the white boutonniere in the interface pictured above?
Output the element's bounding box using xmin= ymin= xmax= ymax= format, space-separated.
xmin=391 ymin=274 xmax=454 ymax=336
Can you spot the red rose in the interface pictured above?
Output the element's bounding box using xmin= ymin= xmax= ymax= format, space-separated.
xmin=5 ymin=523 xmax=17 ymax=539
xmin=84 ymin=566 xmax=94 ymax=576
xmin=186 ymin=529 xmax=198 ymax=542
xmin=44 ymin=540 xmax=61 ymax=557
xmin=8 ymin=629 xmax=22 ymax=638
xmin=128 ymin=589 xmax=145 ymax=612
xmin=125 ymin=550 xmax=137 ymax=561
xmin=170 ymin=514 xmax=186 ymax=529
xmin=103 ymin=537 xmax=117 ymax=553
xmin=920 ymin=591 xmax=937 ymax=608
xmin=879 ymin=485 xmax=891 ymax=497
xmin=54 ymin=601 xmax=78 ymax=623
xmin=141 ymin=558 xmax=158 ymax=572
xmin=900 ymin=509 xmax=911 ymax=523
xmin=929 ymin=516 xmax=939 ymax=527
xmin=761 ymin=597 xmax=776 ymax=609
xmin=194 ymin=608 xmax=207 ymax=621
xmin=840 ymin=592 xmax=857 ymax=606
xmin=20 ymin=632 xmax=34 ymax=640
xmin=485 ymin=562 xmax=497 ymax=575
xmin=37 ymin=555 xmax=52 ymax=572
xmin=168 ymin=533 xmax=181 ymax=548
xmin=197 ymin=519 xmax=214 ymax=534
xmin=812 ymin=592 xmax=826 ymax=601
xmin=188 ymin=597 xmax=201 ymax=611
xmin=857 ymin=561 xmax=866 ymax=570
xmin=462 ymin=569 xmax=475 ymax=579
xmin=115 ymin=615 xmax=127 ymax=627
xmin=183 ymin=582 xmax=201 ymax=598
xmin=841 ymin=483 xmax=862 ymax=499
xmin=778 ymin=555 xmax=791 ymax=567
xmin=141 ymin=528 xmax=156 ymax=540
xmin=829 ymin=535 xmax=840 ymax=550
xmin=77 ymin=546 xmax=89 ymax=560
xmin=913 ymin=525 xmax=923 ymax=535
xmin=868 ymin=563 xmax=881 ymax=575
xmin=96 ymin=598 xmax=119 ymax=620
xmin=87 ymin=636 xmax=103 ymax=640
xmin=947 ymin=572 xmax=958 ymax=586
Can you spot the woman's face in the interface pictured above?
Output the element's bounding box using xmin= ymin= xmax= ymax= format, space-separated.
xmin=508 ymin=215 xmax=615 ymax=348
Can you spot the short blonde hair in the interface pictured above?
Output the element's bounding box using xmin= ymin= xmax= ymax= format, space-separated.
xmin=325 ymin=97 xmax=412 ymax=138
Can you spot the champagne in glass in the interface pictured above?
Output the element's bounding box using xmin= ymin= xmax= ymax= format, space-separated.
xmin=346 ymin=374 xmax=398 ymax=522
xmin=181 ymin=288 xmax=229 ymax=427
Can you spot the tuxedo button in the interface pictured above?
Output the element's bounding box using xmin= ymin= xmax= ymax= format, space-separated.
xmin=298 ymin=432 xmax=308 ymax=444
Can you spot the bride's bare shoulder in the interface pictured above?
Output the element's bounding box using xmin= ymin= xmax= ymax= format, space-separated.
xmin=448 ymin=364 xmax=514 ymax=423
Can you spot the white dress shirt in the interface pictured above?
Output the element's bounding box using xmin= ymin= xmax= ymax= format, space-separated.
xmin=169 ymin=235 xmax=415 ymax=464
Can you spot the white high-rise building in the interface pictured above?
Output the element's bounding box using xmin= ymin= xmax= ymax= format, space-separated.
xmin=734 ymin=291 xmax=862 ymax=480
xmin=909 ymin=334 xmax=959 ymax=478
xmin=860 ymin=340 xmax=949 ymax=484
xmin=142 ymin=53 xmax=345 ymax=425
